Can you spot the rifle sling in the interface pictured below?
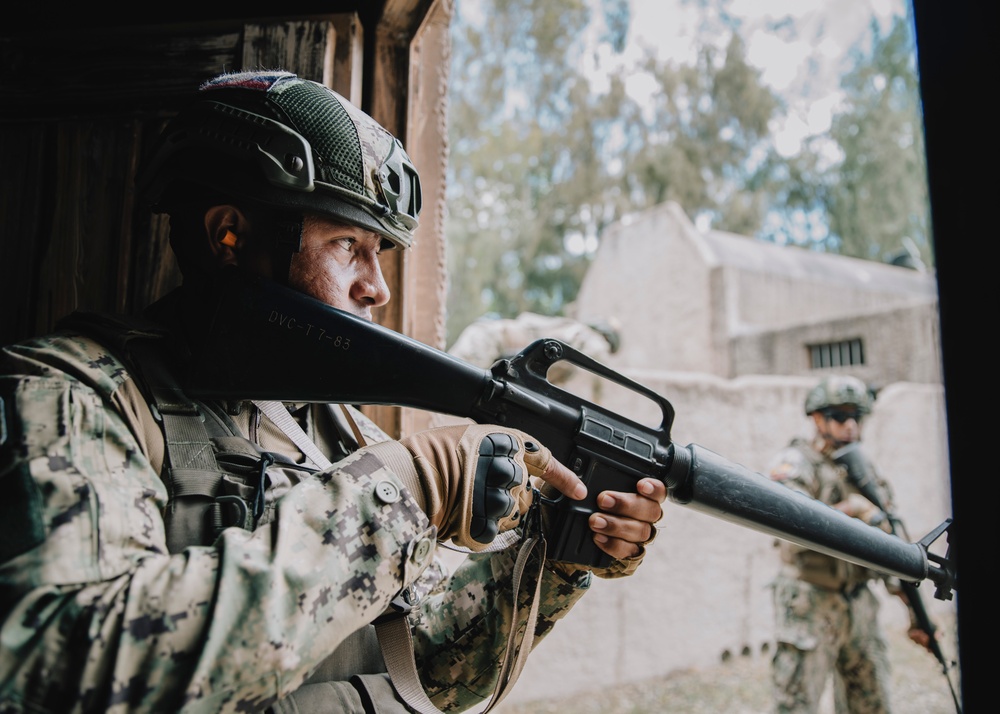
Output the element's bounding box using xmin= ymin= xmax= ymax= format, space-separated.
xmin=375 ymin=534 xmax=546 ymax=714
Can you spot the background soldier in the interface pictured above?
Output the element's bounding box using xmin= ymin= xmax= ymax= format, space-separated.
xmin=0 ymin=70 xmax=665 ymax=713
xmin=448 ymin=312 xmax=620 ymax=398
xmin=767 ymin=375 xmax=928 ymax=714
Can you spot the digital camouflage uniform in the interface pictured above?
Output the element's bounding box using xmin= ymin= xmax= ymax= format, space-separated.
xmin=767 ymin=437 xmax=897 ymax=714
xmin=0 ymin=313 xmax=594 ymax=714
xmin=448 ymin=313 xmax=618 ymax=397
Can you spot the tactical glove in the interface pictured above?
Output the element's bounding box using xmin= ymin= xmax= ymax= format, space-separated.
xmin=364 ymin=425 xmax=553 ymax=550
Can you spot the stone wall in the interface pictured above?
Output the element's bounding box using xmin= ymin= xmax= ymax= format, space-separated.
xmin=574 ymin=203 xmax=721 ymax=375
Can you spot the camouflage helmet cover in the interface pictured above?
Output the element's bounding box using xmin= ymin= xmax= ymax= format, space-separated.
xmin=137 ymin=70 xmax=421 ymax=249
xmin=804 ymin=375 xmax=874 ymax=416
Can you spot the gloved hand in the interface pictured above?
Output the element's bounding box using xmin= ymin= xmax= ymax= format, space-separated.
xmin=835 ymin=493 xmax=888 ymax=530
xmin=364 ymin=425 xmax=557 ymax=550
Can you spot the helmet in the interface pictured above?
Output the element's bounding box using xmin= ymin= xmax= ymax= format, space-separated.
xmin=804 ymin=375 xmax=874 ymax=416
xmin=136 ymin=70 xmax=421 ymax=249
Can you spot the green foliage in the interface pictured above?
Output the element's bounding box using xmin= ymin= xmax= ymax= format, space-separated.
xmin=445 ymin=1 xmax=932 ymax=345
xmin=620 ymin=34 xmax=782 ymax=235
xmin=823 ymin=15 xmax=932 ymax=265
xmin=446 ymin=0 xmax=622 ymax=344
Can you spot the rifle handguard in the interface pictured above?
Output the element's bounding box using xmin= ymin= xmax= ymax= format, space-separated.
xmin=182 ymin=269 xmax=957 ymax=598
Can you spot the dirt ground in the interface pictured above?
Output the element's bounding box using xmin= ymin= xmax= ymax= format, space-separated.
xmin=498 ymin=613 xmax=962 ymax=714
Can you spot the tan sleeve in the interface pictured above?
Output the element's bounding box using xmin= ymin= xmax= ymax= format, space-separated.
xmin=111 ymin=376 xmax=165 ymax=475
xmin=362 ymin=439 xmax=426 ymax=512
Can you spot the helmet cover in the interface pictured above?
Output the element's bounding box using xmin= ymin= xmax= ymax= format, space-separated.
xmin=137 ymin=70 xmax=421 ymax=249
xmin=804 ymin=375 xmax=874 ymax=416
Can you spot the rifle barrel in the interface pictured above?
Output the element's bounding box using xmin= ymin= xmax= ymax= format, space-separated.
xmin=667 ymin=444 xmax=932 ymax=585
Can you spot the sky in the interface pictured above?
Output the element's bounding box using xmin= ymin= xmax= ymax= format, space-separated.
xmin=596 ymin=0 xmax=908 ymax=157
xmin=457 ymin=0 xmax=909 ymax=157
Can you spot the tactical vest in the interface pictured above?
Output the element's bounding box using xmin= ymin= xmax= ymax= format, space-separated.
xmin=778 ymin=439 xmax=880 ymax=592
xmin=59 ymin=311 xmax=414 ymax=714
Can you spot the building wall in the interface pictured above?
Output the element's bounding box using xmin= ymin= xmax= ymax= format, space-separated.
xmin=498 ymin=202 xmax=953 ymax=707
xmin=710 ymin=234 xmax=938 ymax=335
xmin=575 ymin=203 xmax=721 ymax=375
xmin=495 ymin=373 xmax=954 ymax=709
xmin=575 ymin=202 xmax=940 ymax=385
xmin=730 ymin=300 xmax=944 ymax=386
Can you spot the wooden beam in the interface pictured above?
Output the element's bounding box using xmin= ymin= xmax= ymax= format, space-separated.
xmin=400 ymin=0 xmax=454 ymax=436
xmin=360 ymin=0 xmax=439 ymax=438
xmin=331 ymin=14 xmax=365 ymax=103
xmin=242 ymin=20 xmax=336 ymax=83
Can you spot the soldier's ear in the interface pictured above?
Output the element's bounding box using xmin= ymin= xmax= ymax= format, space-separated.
xmin=204 ymin=205 xmax=251 ymax=267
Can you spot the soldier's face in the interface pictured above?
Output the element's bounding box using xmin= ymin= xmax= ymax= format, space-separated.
xmin=813 ymin=407 xmax=862 ymax=447
xmin=287 ymin=215 xmax=391 ymax=321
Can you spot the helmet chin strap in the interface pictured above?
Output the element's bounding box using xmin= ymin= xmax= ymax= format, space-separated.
xmin=270 ymin=214 xmax=304 ymax=285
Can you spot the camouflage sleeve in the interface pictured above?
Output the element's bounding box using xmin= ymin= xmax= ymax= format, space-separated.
xmin=766 ymin=444 xmax=820 ymax=499
xmin=766 ymin=444 xmax=823 ymax=562
xmin=0 ymin=361 xmax=436 ymax=713
xmin=409 ymin=548 xmax=591 ymax=711
xmin=873 ymin=465 xmax=896 ymax=516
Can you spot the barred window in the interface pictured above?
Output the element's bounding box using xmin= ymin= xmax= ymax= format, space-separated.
xmin=808 ymin=338 xmax=865 ymax=369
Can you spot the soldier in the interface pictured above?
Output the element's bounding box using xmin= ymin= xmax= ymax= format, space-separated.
xmin=0 ymin=70 xmax=665 ymax=713
xmin=767 ymin=375 xmax=925 ymax=714
xmin=449 ymin=313 xmax=620 ymax=371
xmin=448 ymin=313 xmax=620 ymax=399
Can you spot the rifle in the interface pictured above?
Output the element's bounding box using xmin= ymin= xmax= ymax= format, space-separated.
xmin=182 ymin=269 xmax=957 ymax=600
xmin=833 ymin=442 xmax=962 ymax=713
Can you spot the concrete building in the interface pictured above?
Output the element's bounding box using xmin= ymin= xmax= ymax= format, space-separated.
xmin=573 ymin=201 xmax=942 ymax=388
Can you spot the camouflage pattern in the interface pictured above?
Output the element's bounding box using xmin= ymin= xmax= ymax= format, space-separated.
xmin=410 ymin=548 xmax=590 ymax=709
xmin=0 ymin=327 xmax=592 ymax=713
xmin=767 ymin=438 xmax=895 ymax=714
xmin=449 ymin=312 xmax=615 ymax=371
xmin=803 ymin=375 xmax=873 ymax=416
xmin=266 ymin=74 xmax=421 ymax=246
xmin=771 ymin=575 xmax=891 ymax=714
xmin=141 ymin=70 xmax=420 ymax=250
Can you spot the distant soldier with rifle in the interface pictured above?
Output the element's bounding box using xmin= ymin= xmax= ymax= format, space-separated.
xmin=767 ymin=375 xmax=944 ymax=714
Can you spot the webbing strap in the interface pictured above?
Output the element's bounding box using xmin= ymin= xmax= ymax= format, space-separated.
xmin=375 ymin=536 xmax=546 ymax=714
xmin=252 ymin=400 xmax=333 ymax=470
xmin=126 ymin=339 xmax=221 ymax=474
xmin=159 ymin=411 xmax=221 ymax=472
xmin=340 ymin=404 xmax=369 ymax=448
xmin=167 ymin=469 xmax=228 ymax=497
xmin=256 ymin=395 xmax=550 ymax=711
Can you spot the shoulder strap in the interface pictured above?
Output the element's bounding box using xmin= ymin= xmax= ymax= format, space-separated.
xmin=60 ymin=311 xmax=251 ymax=551
xmin=788 ymin=437 xmax=823 ymax=465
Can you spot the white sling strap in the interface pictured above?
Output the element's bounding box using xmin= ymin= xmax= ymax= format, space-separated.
xmin=252 ymin=400 xmax=333 ymax=470
xmin=375 ymin=535 xmax=547 ymax=714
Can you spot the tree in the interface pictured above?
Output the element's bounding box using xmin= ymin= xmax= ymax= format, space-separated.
xmin=445 ymin=0 xmax=630 ymax=345
xmin=444 ymin=1 xmax=931 ymax=347
xmin=617 ymin=33 xmax=782 ymax=235
xmin=822 ymin=15 xmax=932 ymax=265
xmin=445 ymin=0 xmax=784 ymax=345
